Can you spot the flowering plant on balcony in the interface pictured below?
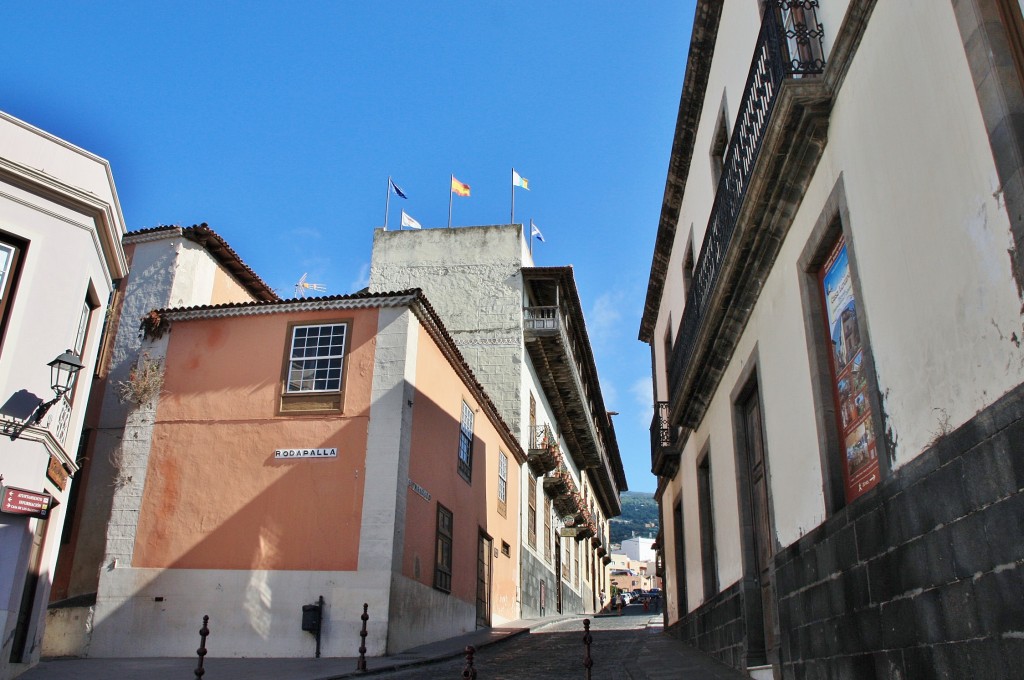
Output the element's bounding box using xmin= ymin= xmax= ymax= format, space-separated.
xmin=528 ymin=424 xmax=562 ymax=476
xmin=543 ymin=466 xmax=572 ymax=498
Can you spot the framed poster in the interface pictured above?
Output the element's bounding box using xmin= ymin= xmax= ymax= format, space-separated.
xmin=820 ymin=236 xmax=879 ymax=503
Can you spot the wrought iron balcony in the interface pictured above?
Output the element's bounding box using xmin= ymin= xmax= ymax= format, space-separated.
xmin=650 ymin=401 xmax=680 ymax=477
xmin=667 ymin=1 xmax=825 ymax=415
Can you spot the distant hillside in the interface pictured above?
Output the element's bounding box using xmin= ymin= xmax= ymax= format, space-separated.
xmin=609 ymin=491 xmax=659 ymax=545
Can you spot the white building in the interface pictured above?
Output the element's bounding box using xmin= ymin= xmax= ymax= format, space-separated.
xmin=620 ymin=536 xmax=655 ymax=563
xmin=0 ymin=111 xmax=127 ymax=679
xmin=368 ymin=224 xmax=627 ymax=617
xmin=641 ymin=1 xmax=1024 ymax=677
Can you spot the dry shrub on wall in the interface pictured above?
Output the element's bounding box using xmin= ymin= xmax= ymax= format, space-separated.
xmin=116 ymin=352 xmax=165 ymax=406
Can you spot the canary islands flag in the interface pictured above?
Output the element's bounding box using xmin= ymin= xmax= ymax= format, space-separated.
xmin=513 ymin=169 xmax=529 ymax=190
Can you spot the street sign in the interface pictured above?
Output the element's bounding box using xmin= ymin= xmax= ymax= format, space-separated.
xmin=1 ymin=485 xmax=55 ymax=519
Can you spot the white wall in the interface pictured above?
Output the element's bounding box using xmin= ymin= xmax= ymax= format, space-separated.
xmin=0 ymin=111 xmax=125 ymax=679
xmin=655 ymin=0 xmax=1024 ymax=607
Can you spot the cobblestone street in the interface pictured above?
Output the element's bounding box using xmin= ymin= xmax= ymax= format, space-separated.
xmin=367 ymin=606 xmax=748 ymax=680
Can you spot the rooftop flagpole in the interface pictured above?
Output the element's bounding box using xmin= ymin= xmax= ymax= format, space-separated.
xmin=511 ymin=168 xmax=516 ymax=225
xmin=384 ymin=176 xmax=392 ymax=230
xmin=448 ymin=175 xmax=454 ymax=228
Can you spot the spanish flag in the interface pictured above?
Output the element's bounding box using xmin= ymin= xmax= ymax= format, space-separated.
xmin=451 ymin=176 xmax=471 ymax=197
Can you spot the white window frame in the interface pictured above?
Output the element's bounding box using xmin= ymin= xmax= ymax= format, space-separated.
xmin=286 ymin=323 xmax=347 ymax=393
xmin=497 ymin=450 xmax=508 ymax=516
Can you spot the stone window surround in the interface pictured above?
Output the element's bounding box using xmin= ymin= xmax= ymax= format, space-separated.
xmin=950 ymin=0 xmax=1024 ymax=295
xmin=796 ymin=175 xmax=891 ymax=517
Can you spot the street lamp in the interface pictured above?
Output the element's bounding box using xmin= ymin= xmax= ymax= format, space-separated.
xmin=6 ymin=350 xmax=85 ymax=441
xmin=47 ymin=349 xmax=85 ymax=398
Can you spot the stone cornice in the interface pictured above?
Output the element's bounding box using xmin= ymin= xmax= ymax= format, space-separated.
xmin=639 ymin=0 xmax=724 ymax=343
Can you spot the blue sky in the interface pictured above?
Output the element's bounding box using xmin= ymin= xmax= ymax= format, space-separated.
xmin=3 ymin=2 xmax=695 ymax=493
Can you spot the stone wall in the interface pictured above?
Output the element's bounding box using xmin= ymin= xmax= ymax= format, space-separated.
xmin=368 ymin=226 xmax=526 ymax=434
xmin=665 ymin=581 xmax=747 ymax=669
xmin=773 ymin=383 xmax=1024 ymax=678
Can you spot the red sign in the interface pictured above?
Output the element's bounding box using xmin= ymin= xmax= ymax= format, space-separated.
xmin=1 ymin=485 xmax=54 ymax=519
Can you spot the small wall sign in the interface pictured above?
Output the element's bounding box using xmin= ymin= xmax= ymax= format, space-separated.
xmin=2 ymin=485 xmax=54 ymax=519
xmin=47 ymin=455 xmax=69 ymax=490
xmin=274 ymin=448 xmax=338 ymax=459
xmin=408 ymin=479 xmax=431 ymax=502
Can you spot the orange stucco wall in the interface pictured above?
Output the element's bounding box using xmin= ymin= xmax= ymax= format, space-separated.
xmin=132 ymin=307 xmax=379 ymax=571
xmin=209 ymin=266 xmax=256 ymax=305
xmin=403 ymin=325 xmax=520 ymax=622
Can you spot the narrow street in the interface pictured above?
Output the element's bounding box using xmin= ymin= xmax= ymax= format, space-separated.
xmin=370 ymin=605 xmax=747 ymax=680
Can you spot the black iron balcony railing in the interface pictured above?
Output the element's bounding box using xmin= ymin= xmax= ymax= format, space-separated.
xmin=650 ymin=401 xmax=679 ymax=476
xmin=667 ymin=1 xmax=825 ymax=401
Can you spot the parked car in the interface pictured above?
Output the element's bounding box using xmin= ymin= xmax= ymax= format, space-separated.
xmin=618 ymin=592 xmax=633 ymax=605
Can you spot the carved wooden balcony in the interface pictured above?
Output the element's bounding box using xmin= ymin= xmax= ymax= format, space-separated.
xmin=527 ymin=424 xmax=561 ymax=476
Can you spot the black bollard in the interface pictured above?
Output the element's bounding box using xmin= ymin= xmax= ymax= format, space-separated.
xmin=357 ymin=603 xmax=369 ymax=671
xmin=462 ymin=644 xmax=477 ymax=679
xmin=194 ymin=614 xmax=210 ymax=679
xmin=582 ymin=618 xmax=593 ymax=680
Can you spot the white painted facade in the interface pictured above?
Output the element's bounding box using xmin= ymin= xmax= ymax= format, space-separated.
xmin=620 ymin=537 xmax=656 ymax=563
xmin=643 ymin=1 xmax=1024 ymax=673
xmin=0 ymin=111 xmax=126 ymax=679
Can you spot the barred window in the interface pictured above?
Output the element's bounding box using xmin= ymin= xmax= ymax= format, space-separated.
xmin=434 ymin=504 xmax=453 ymax=592
xmin=458 ymin=400 xmax=474 ymax=482
xmin=287 ymin=324 xmax=347 ymax=392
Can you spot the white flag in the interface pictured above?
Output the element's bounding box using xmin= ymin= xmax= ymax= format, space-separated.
xmin=401 ymin=210 xmax=422 ymax=229
xmin=531 ymin=221 xmax=545 ymax=242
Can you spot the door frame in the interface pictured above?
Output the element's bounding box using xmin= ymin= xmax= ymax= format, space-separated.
xmin=476 ymin=530 xmax=492 ymax=628
xmin=731 ymin=355 xmax=780 ymax=673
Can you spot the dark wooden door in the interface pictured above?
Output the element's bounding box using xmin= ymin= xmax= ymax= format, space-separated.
xmin=476 ymin=533 xmax=492 ymax=627
xmin=743 ymin=390 xmax=778 ymax=669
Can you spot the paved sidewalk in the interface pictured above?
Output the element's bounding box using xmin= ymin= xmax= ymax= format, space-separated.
xmin=22 ymin=609 xmax=749 ymax=680
xmin=20 ymin=616 xmax=549 ymax=680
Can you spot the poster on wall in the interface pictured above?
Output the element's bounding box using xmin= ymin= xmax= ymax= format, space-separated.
xmin=821 ymin=236 xmax=879 ymax=503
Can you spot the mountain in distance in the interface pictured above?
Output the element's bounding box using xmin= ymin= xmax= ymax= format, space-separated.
xmin=609 ymin=491 xmax=659 ymax=545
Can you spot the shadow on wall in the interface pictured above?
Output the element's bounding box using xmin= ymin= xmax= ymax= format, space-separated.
xmin=79 ymin=381 xmax=505 ymax=659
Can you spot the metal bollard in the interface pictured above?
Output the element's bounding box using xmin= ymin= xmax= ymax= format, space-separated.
xmin=462 ymin=644 xmax=477 ymax=679
xmin=582 ymin=618 xmax=593 ymax=680
xmin=194 ymin=614 xmax=210 ymax=679
xmin=357 ymin=603 xmax=369 ymax=671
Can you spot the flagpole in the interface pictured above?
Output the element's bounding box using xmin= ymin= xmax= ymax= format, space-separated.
xmin=510 ymin=168 xmax=515 ymax=225
xmin=386 ymin=176 xmax=393 ymax=230
xmin=530 ymin=218 xmax=534 ymax=256
xmin=448 ymin=175 xmax=454 ymax=228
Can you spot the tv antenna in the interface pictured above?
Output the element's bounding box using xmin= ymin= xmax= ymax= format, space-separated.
xmin=294 ymin=273 xmax=326 ymax=298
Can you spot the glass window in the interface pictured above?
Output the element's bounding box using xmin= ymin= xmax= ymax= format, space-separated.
xmin=497 ymin=451 xmax=508 ymax=517
xmin=527 ymin=478 xmax=537 ymax=549
xmin=287 ymin=323 xmax=347 ymax=393
xmin=457 ymin=400 xmax=474 ymax=482
xmin=0 ymin=242 xmax=15 ymax=295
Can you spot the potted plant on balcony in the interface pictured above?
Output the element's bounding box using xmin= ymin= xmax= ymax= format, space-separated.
xmin=528 ymin=424 xmax=561 ymax=476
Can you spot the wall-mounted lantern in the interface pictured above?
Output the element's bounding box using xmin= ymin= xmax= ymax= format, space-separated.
xmin=47 ymin=349 xmax=85 ymax=399
xmin=8 ymin=350 xmax=84 ymax=440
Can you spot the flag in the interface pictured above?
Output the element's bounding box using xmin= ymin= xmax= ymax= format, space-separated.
xmin=451 ymin=176 xmax=471 ymax=197
xmin=512 ymin=169 xmax=529 ymax=190
xmin=390 ymin=178 xmax=408 ymax=199
xmin=531 ymin=221 xmax=545 ymax=242
xmin=401 ymin=210 xmax=421 ymax=229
